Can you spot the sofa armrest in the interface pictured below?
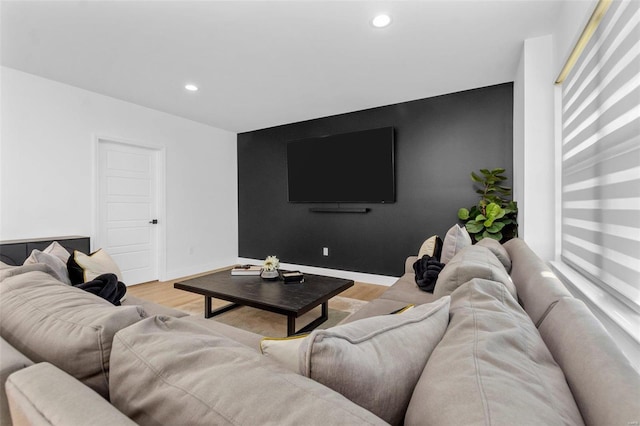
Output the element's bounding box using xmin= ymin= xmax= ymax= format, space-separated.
xmin=1 ymin=337 xmax=34 ymax=426
xmin=6 ymin=363 xmax=136 ymax=426
xmin=405 ymin=256 xmax=418 ymax=274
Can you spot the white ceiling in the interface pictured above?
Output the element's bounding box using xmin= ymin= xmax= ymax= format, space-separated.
xmin=1 ymin=0 xmax=564 ymax=133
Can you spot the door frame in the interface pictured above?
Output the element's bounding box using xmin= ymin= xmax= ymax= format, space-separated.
xmin=92 ymin=134 xmax=167 ymax=282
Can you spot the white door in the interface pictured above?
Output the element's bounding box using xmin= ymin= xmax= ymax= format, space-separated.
xmin=97 ymin=141 xmax=159 ymax=285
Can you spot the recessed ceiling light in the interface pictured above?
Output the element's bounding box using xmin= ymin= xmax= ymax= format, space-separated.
xmin=372 ymin=14 xmax=391 ymax=28
xmin=185 ymin=84 xmax=198 ymax=92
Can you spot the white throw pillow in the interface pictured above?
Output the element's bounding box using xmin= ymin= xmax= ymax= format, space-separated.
xmin=74 ymin=249 xmax=123 ymax=282
xmin=260 ymin=334 xmax=309 ymax=373
xmin=417 ymin=235 xmax=443 ymax=259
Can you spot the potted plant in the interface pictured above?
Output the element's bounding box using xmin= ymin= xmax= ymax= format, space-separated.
xmin=457 ymin=168 xmax=518 ymax=242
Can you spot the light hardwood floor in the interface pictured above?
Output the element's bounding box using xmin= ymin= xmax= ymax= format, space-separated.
xmin=127 ymin=266 xmax=388 ymax=311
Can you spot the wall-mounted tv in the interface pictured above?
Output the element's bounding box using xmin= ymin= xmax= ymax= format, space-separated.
xmin=287 ymin=127 xmax=395 ymax=203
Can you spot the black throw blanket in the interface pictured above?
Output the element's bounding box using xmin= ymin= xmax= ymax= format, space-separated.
xmin=74 ymin=273 xmax=126 ymax=306
xmin=413 ymin=255 xmax=446 ymax=293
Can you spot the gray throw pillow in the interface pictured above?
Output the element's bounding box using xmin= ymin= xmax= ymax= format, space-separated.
xmin=440 ymin=224 xmax=472 ymax=263
xmin=42 ymin=241 xmax=71 ymax=264
xmin=24 ymin=250 xmax=71 ymax=284
xmin=299 ymin=297 xmax=451 ymax=425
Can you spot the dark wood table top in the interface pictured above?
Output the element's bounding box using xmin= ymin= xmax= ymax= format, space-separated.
xmin=174 ymin=269 xmax=354 ymax=318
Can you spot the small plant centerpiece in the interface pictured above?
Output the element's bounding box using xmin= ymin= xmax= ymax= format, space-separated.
xmin=261 ymin=255 xmax=280 ymax=280
xmin=457 ymin=168 xmax=518 ymax=242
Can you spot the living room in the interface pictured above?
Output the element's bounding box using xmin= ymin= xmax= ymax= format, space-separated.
xmin=1 ymin=0 xmax=639 ymax=424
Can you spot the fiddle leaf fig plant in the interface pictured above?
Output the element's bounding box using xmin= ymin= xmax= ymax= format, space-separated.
xmin=457 ymin=168 xmax=518 ymax=242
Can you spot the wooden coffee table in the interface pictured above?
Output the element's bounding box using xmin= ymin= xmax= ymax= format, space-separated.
xmin=174 ymin=270 xmax=354 ymax=336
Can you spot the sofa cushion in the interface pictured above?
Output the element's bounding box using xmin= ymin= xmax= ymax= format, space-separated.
xmin=24 ymin=249 xmax=71 ymax=284
xmin=433 ymin=245 xmax=516 ymax=299
xmin=504 ymin=238 xmax=573 ymax=326
xmin=109 ymin=316 xmax=386 ymax=426
xmin=440 ymin=224 xmax=472 ymax=263
xmin=6 ymin=363 xmax=137 ymax=426
xmin=182 ymin=315 xmax=264 ymax=351
xmin=339 ymin=298 xmax=413 ymax=324
xmin=404 ymin=255 xmax=419 ymax=273
xmin=0 ymin=271 xmax=145 ymax=399
xmin=122 ymin=294 xmax=190 ymax=318
xmin=405 ymin=278 xmax=583 ymax=426
xmin=476 ymin=237 xmax=512 ymax=272
xmin=379 ymin=273 xmax=439 ymax=305
xmin=1 ymin=337 xmax=35 ymax=426
xmin=538 ymin=298 xmax=640 ymax=425
xmin=0 ymin=263 xmax=56 ymax=281
xmin=299 ymin=297 xmax=450 ymax=425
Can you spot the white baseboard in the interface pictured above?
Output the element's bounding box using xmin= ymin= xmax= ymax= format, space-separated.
xmin=237 ymin=257 xmax=398 ymax=286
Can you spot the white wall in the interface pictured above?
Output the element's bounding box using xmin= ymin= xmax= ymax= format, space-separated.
xmin=512 ymin=35 xmax=555 ymax=261
xmin=0 ymin=67 xmax=238 ymax=280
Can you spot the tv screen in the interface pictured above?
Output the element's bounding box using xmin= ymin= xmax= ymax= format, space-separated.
xmin=287 ymin=127 xmax=395 ymax=203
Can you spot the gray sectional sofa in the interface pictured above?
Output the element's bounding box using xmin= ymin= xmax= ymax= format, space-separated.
xmin=1 ymin=238 xmax=639 ymax=425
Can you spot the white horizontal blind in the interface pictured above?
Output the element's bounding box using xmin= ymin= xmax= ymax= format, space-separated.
xmin=561 ymin=0 xmax=640 ymax=312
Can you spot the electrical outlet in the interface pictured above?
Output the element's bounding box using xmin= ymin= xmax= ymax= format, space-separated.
xmin=323 ymin=247 xmax=329 ymax=256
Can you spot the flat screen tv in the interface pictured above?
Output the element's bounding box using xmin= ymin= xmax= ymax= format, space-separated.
xmin=287 ymin=127 xmax=395 ymax=203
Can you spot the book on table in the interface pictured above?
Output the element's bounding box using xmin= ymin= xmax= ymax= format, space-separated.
xmin=231 ymin=265 xmax=262 ymax=276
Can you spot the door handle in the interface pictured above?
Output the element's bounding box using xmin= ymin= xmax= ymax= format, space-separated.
xmin=149 ymin=219 xmax=158 ymax=224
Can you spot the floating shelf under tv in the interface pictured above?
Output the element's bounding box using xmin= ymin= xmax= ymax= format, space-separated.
xmin=309 ymin=207 xmax=370 ymax=213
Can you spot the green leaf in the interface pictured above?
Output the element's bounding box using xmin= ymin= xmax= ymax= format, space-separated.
xmin=486 ymin=222 xmax=506 ymax=233
xmin=480 ymin=168 xmax=491 ymax=175
xmin=485 ymin=203 xmax=503 ymax=220
xmin=475 ymin=214 xmax=487 ymax=221
xmin=470 ymin=172 xmax=483 ymax=182
xmin=492 ymin=168 xmax=506 ymax=174
xmin=465 ymin=221 xmax=485 ymax=233
xmin=458 ymin=208 xmax=470 ymax=220
xmin=482 ymin=230 xmax=503 ymax=241
xmin=484 ymin=218 xmax=494 ymax=227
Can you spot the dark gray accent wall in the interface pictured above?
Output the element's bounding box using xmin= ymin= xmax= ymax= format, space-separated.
xmin=238 ymin=83 xmax=513 ymax=276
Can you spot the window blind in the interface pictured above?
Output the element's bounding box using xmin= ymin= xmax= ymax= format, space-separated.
xmin=561 ymin=0 xmax=640 ymax=312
